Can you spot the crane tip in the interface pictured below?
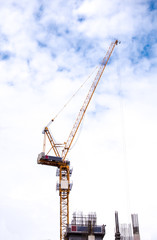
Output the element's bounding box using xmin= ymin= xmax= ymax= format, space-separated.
xmin=115 ymin=40 xmax=121 ymax=45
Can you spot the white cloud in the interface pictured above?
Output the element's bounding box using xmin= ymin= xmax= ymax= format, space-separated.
xmin=0 ymin=0 xmax=157 ymax=239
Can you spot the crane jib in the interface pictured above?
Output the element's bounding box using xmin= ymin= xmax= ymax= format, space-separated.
xmin=62 ymin=40 xmax=119 ymax=161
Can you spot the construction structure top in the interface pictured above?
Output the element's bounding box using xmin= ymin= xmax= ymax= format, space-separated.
xmin=65 ymin=212 xmax=106 ymax=240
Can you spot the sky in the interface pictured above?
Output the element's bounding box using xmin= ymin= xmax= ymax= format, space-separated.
xmin=0 ymin=0 xmax=157 ymax=239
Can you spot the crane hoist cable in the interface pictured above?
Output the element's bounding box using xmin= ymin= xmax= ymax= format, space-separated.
xmin=45 ymin=65 xmax=99 ymax=127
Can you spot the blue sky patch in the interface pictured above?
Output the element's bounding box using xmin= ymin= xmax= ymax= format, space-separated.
xmin=130 ymin=30 xmax=157 ymax=62
xmin=34 ymin=4 xmax=44 ymax=21
xmin=7 ymin=81 xmax=14 ymax=87
xmin=74 ymin=38 xmax=93 ymax=54
xmin=89 ymin=104 xmax=110 ymax=117
xmin=0 ymin=51 xmax=11 ymax=61
xmin=149 ymin=0 xmax=157 ymax=11
xmin=0 ymin=34 xmax=8 ymax=43
xmin=140 ymin=31 xmax=157 ymax=58
xmin=57 ymin=66 xmax=70 ymax=72
xmin=65 ymin=28 xmax=70 ymax=34
xmin=78 ymin=16 xmax=86 ymax=22
xmin=38 ymin=40 xmax=47 ymax=48
xmin=141 ymin=44 xmax=150 ymax=58
xmin=47 ymin=23 xmax=62 ymax=37
xmin=51 ymin=52 xmax=57 ymax=59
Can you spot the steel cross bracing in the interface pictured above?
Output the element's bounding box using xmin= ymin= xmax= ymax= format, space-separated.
xmin=37 ymin=40 xmax=119 ymax=240
xmin=44 ymin=127 xmax=61 ymax=157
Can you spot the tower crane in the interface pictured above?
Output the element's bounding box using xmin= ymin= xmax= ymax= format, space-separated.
xmin=37 ymin=40 xmax=119 ymax=240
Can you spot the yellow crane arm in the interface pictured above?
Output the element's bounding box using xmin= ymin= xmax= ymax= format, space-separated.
xmin=62 ymin=40 xmax=119 ymax=161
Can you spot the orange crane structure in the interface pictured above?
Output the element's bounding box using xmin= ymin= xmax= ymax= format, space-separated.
xmin=37 ymin=40 xmax=119 ymax=240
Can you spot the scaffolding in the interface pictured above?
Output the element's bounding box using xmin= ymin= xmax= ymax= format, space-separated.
xmin=120 ymin=224 xmax=133 ymax=240
xmin=65 ymin=212 xmax=105 ymax=240
xmin=71 ymin=212 xmax=97 ymax=226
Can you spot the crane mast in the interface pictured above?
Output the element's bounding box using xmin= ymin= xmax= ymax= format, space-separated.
xmin=37 ymin=40 xmax=119 ymax=240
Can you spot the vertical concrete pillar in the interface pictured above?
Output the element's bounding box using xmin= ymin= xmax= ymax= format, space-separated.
xmin=131 ymin=214 xmax=140 ymax=240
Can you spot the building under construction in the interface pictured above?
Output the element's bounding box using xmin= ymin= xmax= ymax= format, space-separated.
xmin=65 ymin=212 xmax=106 ymax=240
xmin=115 ymin=212 xmax=140 ymax=240
xmin=64 ymin=211 xmax=140 ymax=240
